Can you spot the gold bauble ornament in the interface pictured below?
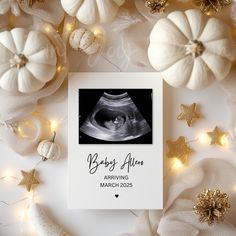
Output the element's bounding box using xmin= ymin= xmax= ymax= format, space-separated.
xmin=194 ymin=189 xmax=230 ymax=225
xmin=145 ymin=0 xmax=169 ymax=14
xmin=193 ymin=0 xmax=232 ymax=13
xmin=20 ymin=0 xmax=45 ymax=8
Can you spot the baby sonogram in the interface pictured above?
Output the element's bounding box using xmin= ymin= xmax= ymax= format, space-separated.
xmin=80 ymin=92 xmax=151 ymax=142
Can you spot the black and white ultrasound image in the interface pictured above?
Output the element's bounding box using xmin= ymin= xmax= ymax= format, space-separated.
xmin=79 ymin=89 xmax=153 ymax=144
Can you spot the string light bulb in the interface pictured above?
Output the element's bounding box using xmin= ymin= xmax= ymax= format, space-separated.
xmin=66 ymin=23 xmax=73 ymax=32
xmin=220 ymin=134 xmax=228 ymax=147
xmin=50 ymin=120 xmax=59 ymax=133
xmin=172 ymin=158 xmax=184 ymax=171
xmin=44 ymin=25 xmax=51 ymax=33
xmin=17 ymin=208 xmax=27 ymax=220
xmin=198 ymin=132 xmax=211 ymax=145
xmin=2 ymin=170 xmax=16 ymax=182
xmin=57 ymin=65 xmax=62 ymax=73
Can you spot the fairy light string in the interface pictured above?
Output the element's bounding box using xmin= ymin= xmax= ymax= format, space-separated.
xmin=0 ymin=119 xmax=61 ymax=231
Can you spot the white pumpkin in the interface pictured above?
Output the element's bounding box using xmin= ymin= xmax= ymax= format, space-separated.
xmin=0 ymin=28 xmax=57 ymax=93
xmin=69 ymin=28 xmax=101 ymax=54
xmin=0 ymin=0 xmax=20 ymax=16
xmin=60 ymin=0 xmax=125 ymax=25
xmin=37 ymin=132 xmax=61 ymax=161
xmin=148 ymin=9 xmax=236 ymax=90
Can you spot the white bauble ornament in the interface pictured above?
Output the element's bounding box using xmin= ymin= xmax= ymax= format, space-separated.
xmin=69 ymin=28 xmax=101 ymax=55
xmin=0 ymin=0 xmax=20 ymax=16
xmin=148 ymin=9 xmax=235 ymax=90
xmin=29 ymin=203 xmax=70 ymax=236
xmin=0 ymin=28 xmax=57 ymax=94
xmin=61 ymin=0 xmax=125 ymax=25
xmin=37 ymin=132 xmax=61 ymax=161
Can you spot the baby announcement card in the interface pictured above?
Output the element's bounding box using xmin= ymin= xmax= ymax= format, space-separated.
xmin=68 ymin=73 xmax=163 ymax=209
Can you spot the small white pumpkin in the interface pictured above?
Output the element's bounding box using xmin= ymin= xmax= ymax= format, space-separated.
xmin=0 ymin=28 xmax=57 ymax=93
xmin=69 ymin=28 xmax=101 ymax=55
xmin=60 ymin=0 xmax=125 ymax=25
xmin=37 ymin=132 xmax=61 ymax=161
xmin=148 ymin=9 xmax=236 ymax=90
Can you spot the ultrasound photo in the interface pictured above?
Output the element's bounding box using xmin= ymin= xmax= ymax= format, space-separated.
xmin=79 ymin=89 xmax=153 ymax=144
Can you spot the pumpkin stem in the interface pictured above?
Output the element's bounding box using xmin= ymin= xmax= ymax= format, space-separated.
xmin=9 ymin=54 xmax=28 ymax=69
xmin=185 ymin=40 xmax=205 ymax=58
xmin=51 ymin=131 xmax=56 ymax=142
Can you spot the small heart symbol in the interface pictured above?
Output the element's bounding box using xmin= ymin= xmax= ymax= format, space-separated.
xmin=115 ymin=194 xmax=119 ymax=198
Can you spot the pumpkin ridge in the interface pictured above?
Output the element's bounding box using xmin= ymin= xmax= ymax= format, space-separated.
xmin=158 ymin=53 xmax=190 ymax=71
xmin=95 ymin=0 xmax=102 ymax=22
xmin=203 ymin=38 xmax=235 ymax=60
xmin=72 ymin=0 xmax=84 ymax=15
xmin=0 ymin=63 xmax=11 ymax=77
xmin=183 ymin=11 xmax=195 ymax=40
xmin=27 ymin=47 xmax=57 ymax=66
xmin=0 ymin=42 xmax=14 ymax=59
xmin=168 ymin=11 xmax=193 ymax=40
xmin=164 ymin=18 xmax=189 ymax=42
xmin=201 ymin=52 xmax=232 ymax=80
xmin=187 ymin=57 xmax=214 ymax=89
xmin=185 ymin=9 xmax=206 ymax=40
xmin=0 ymin=32 xmax=17 ymax=54
xmin=162 ymin=56 xmax=194 ymax=87
xmin=25 ymin=62 xmax=56 ymax=83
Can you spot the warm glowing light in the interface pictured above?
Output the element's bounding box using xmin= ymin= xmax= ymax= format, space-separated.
xmin=17 ymin=209 xmax=26 ymax=219
xmin=16 ymin=126 xmax=29 ymax=138
xmin=66 ymin=24 xmax=73 ymax=32
xmin=28 ymin=191 xmax=35 ymax=203
xmin=50 ymin=120 xmax=59 ymax=132
xmin=3 ymin=170 xmax=14 ymax=181
xmin=57 ymin=66 xmax=62 ymax=72
xmin=233 ymin=185 xmax=236 ymax=192
xmin=220 ymin=134 xmax=228 ymax=147
xmin=92 ymin=26 xmax=104 ymax=39
xmin=198 ymin=132 xmax=211 ymax=145
xmin=206 ymin=11 xmax=212 ymax=16
xmin=93 ymin=29 xmax=102 ymax=36
xmin=44 ymin=25 xmax=51 ymax=33
xmin=172 ymin=158 xmax=184 ymax=170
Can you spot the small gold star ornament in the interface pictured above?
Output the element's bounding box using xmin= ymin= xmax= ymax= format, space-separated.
xmin=166 ymin=136 xmax=193 ymax=164
xmin=18 ymin=169 xmax=40 ymax=192
xmin=177 ymin=103 xmax=200 ymax=127
xmin=194 ymin=189 xmax=230 ymax=225
xmin=207 ymin=126 xmax=227 ymax=146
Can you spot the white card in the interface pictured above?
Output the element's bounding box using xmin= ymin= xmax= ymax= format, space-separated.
xmin=68 ymin=73 xmax=163 ymax=209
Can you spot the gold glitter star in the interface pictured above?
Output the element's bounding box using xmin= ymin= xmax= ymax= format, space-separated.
xmin=207 ymin=126 xmax=227 ymax=146
xmin=18 ymin=169 xmax=40 ymax=192
xmin=166 ymin=136 xmax=193 ymax=164
xmin=177 ymin=103 xmax=200 ymax=127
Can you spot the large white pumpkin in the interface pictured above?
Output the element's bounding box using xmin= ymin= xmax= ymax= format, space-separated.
xmin=60 ymin=0 xmax=125 ymax=25
xmin=0 ymin=28 xmax=57 ymax=94
xmin=148 ymin=9 xmax=235 ymax=90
